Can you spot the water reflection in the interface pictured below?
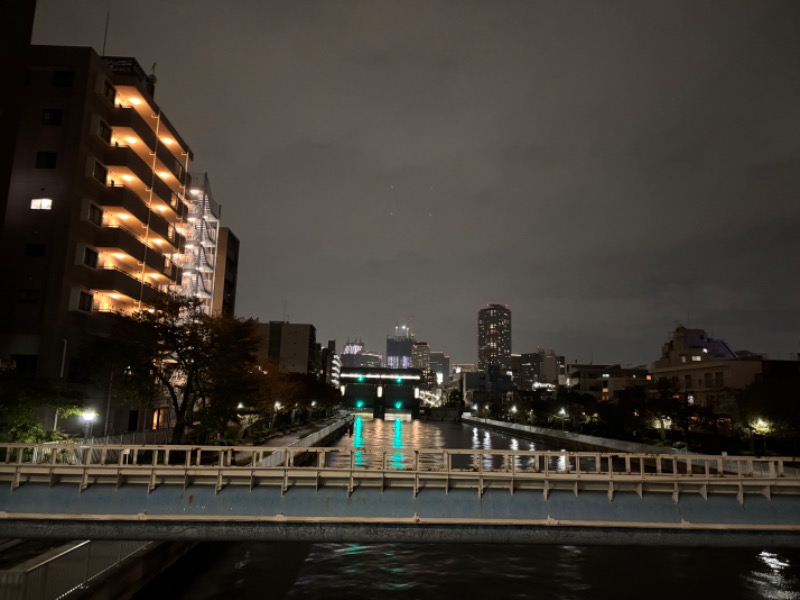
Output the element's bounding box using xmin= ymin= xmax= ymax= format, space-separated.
xmin=390 ymin=418 xmax=404 ymax=468
xmin=137 ymin=419 xmax=800 ymax=600
xmin=743 ymin=551 xmax=798 ymax=599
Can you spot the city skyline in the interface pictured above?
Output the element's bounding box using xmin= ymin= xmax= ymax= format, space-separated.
xmin=30 ymin=1 xmax=800 ymax=366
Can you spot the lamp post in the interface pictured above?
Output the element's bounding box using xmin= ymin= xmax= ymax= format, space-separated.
xmin=558 ymin=407 xmax=567 ymax=431
xmin=271 ymin=401 xmax=281 ymax=433
xmin=81 ymin=409 xmax=97 ymax=442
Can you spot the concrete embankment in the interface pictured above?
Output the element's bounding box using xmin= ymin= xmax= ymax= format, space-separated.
xmin=462 ymin=415 xmax=686 ymax=454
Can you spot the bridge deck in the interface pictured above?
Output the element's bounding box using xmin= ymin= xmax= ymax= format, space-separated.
xmin=2 ymin=444 xmax=800 ymax=546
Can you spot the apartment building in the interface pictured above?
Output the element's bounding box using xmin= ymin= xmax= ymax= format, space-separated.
xmin=0 ymin=46 xmax=198 ymax=383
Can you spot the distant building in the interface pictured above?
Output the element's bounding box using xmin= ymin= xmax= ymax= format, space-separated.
xmin=342 ymin=338 xmax=365 ymax=356
xmin=478 ymin=304 xmax=511 ymax=372
xmin=212 ymin=226 xmax=239 ymax=317
xmin=654 ymin=326 xmax=737 ymax=368
xmin=386 ymin=325 xmax=415 ymax=369
xmin=257 ymin=322 xmax=319 ymax=375
xmin=566 ymin=363 xmax=649 ymax=401
xmin=651 ymin=326 xmax=797 ymax=415
xmin=511 ymin=352 xmax=543 ymax=390
xmin=340 ymin=338 xmax=382 ymax=368
xmin=538 ymin=348 xmax=566 ymax=385
xmin=411 ymin=341 xmax=430 ymax=371
xmin=320 ymin=340 xmax=340 ymax=387
xmin=428 ymin=351 xmax=450 ymax=385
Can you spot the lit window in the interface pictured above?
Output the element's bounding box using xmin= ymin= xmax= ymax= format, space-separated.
xmin=691 ymin=356 xmax=702 ymax=362
xmin=30 ymin=198 xmax=53 ymax=210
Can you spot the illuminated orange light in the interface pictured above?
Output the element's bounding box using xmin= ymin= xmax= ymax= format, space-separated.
xmin=158 ymin=171 xmax=171 ymax=179
xmin=129 ymin=97 xmax=142 ymax=106
xmin=118 ymin=214 xmax=129 ymax=220
xmin=156 ymin=205 xmax=167 ymax=212
xmin=161 ymin=137 xmax=174 ymax=145
xmin=125 ymin=136 xmax=138 ymax=145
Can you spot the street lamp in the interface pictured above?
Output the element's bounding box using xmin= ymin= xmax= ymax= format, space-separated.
xmin=271 ymin=401 xmax=281 ymax=433
xmin=81 ymin=409 xmax=97 ymax=442
xmin=558 ymin=407 xmax=567 ymax=431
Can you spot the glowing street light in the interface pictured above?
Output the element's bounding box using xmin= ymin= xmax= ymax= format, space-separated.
xmin=81 ymin=409 xmax=97 ymax=442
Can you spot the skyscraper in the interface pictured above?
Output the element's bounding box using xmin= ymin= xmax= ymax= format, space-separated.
xmin=478 ymin=304 xmax=511 ymax=372
xmin=386 ymin=322 xmax=414 ymax=369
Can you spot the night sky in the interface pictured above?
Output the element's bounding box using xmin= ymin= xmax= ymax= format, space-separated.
xmin=32 ymin=1 xmax=800 ymax=367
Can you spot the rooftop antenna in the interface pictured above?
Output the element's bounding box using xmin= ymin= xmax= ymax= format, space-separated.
xmin=101 ymin=10 xmax=110 ymax=56
xmin=100 ymin=10 xmax=111 ymax=56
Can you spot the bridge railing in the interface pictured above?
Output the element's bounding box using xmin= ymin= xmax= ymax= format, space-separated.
xmin=1 ymin=443 xmax=798 ymax=472
xmin=2 ymin=443 xmax=799 ymax=495
xmin=0 ymin=539 xmax=151 ymax=600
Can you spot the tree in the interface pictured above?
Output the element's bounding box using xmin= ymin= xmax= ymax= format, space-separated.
xmin=250 ymin=358 xmax=305 ymax=436
xmin=103 ymin=294 xmax=264 ymax=443
xmin=0 ymin=366 xmax=82 ymax=443
xmin=739 ymin=375 xmax=800 ymax=452
xmin=192 ymin=314 xmax=262 ymax=443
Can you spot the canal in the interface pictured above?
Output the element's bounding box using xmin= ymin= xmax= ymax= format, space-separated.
xmin=134 ymin=415 xmax=800 ymax=599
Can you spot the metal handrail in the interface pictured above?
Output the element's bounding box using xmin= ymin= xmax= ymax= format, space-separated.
xmin=1 ymin=444 xmax=797 ymax=478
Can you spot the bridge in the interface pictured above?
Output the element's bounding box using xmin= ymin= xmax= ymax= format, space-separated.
xmin=1 ymin=443 xmax=800 ymax=547
xmin=339 ymin=367 xmax=423 ymax=418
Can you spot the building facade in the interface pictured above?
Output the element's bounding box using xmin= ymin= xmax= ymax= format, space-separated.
xmin=386 ymin=332 xmax=415 ymax=369
xmin=477 ymin=304 xmax=511 ymax=372
xmin=428 ymin=351 xmax=450 ymax=385
xmin=211 ymin=226 xmax=239 ymax=317
xmin=258 ymin=322 xmax=319 ymax=375
xmin=411 ymin=341 xmax=430 ymax=371
xmin=0 ymin=46 xmax=193 ymax=381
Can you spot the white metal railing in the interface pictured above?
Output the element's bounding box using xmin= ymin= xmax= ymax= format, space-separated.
xmin=0 ymin=540 xmax=151 ymax=600
xmin=2 ymin=443 xmax=799 ymax=503
xmin=256 ymin=416 xmax=353 ymax=467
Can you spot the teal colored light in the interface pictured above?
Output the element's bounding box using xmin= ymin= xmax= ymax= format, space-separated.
xmin=393 ymin=418 xmax=403 ymax=448
xmin=356 ymin=400 xmax=365 ymax=409
xmin=395 ymin=377 xmax=402 ymax=384
xmin=357 ymin=375 xmax=365 ymax=382
xmin=394 ymin=401 xmax=403 ymax=410
xmin=390 ymin=451 xmax=404 ymax=469
xmin=353 ymin=416 xmax=364 ymax=449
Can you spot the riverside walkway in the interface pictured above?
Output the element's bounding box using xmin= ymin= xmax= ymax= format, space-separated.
xmin=1 ymin=442 xmax=799 ymax=547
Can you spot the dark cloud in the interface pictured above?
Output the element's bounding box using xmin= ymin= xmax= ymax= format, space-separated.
xmin=33 ymin=0 xmax=800 ymax=365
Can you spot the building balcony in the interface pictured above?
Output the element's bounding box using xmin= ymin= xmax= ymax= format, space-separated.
xmin=95 ymin=226 xmax=178 ymax=282
xmin=155 ymin=142 xmax=188 ymax=184
xmin=108 ymin=106 xmax=157 ymax=149
xmin=104 ymin=145 xmax=153 ymax=188
xmin=99 ymin=186 xmax=185 ymax=252
xmin=92 ymin=266 xmax=162 ymax=305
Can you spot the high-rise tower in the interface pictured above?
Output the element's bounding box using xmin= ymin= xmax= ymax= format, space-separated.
xmin=477 ymin=304 xmax=511 ymax=372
